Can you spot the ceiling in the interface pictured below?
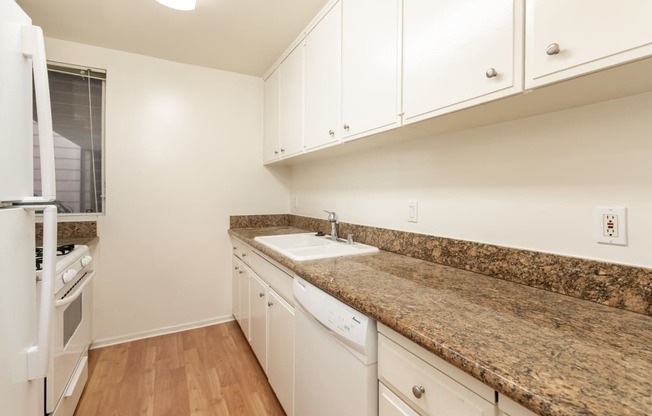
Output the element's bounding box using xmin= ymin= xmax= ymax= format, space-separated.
xmin=16 ymin=0 xmax=330 ymax=77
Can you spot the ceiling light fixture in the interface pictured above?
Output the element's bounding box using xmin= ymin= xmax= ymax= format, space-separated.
xmin=156 ymin=0 xmax=196 ymax=11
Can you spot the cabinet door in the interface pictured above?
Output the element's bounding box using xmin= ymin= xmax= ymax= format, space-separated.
xmin=526 ymin=0 xmax=652 ymax=88
xmin=237 ymin=266 xmax=250 ymax=340
xmin=249 ymin=273 xmax=268 ymax=371
xmin=231 ymin=257 xmax=241 ymax=320
xmin=498 ymin=394 xmax=538 ymax=416
xmin=267 ymin=289 xmax=295 ymax=416
xmin=379 ymin=383 xmax=420 ymax=416
xmin=263 ymin=68 xmax=280 ymax=162
xmin=342 ymin=0 xmax=400 ymax=140
xmin=304 ymin=1 xmax=342 ymax=150
xmin=279 ymin=44 xmax=304 ymax=158
xmin=403 ymin=0 xmax=523 ymax=123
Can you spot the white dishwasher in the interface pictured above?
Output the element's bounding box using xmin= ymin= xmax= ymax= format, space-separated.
xmin=293 ymin=277 xmax=378 ymax=416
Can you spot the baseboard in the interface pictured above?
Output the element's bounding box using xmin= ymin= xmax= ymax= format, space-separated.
xmin=90 ymin=314 xmax=235 ymax=349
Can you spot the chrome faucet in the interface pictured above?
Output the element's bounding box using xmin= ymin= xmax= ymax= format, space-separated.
xmin=324 ymin=210 xmax=338 ymax=241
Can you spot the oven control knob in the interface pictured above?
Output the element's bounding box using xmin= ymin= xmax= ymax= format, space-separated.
xmin=62 ymin=268 xmax=78 ymax=284
xmin=81 ymin=255 xmax=93 ymax=267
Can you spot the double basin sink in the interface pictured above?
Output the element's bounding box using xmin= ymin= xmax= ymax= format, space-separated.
xmin=254 ymin=232 xmax=379 ymax=261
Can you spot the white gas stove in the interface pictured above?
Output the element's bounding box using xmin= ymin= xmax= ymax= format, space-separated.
xmin=35 ymin=243 xmax=95 ymax=416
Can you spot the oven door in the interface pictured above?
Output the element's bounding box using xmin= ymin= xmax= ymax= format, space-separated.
xmin=47 ymin=270 xmax=95 ymax=414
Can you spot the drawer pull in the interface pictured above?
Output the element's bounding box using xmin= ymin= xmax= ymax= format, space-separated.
xmin=242 ymin=253 xmax=247 ymax=257
xmin=412 ymin=385 xmax=425 ymax=399
xmin=546 ymin=43 xmax=560 ymax=55
xmin=234 ymin=266 xmax=239 ymax=270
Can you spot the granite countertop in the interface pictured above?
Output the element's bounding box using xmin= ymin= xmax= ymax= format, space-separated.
xmin=229 ymin=226 xmax=652 ymax=416
xmin=36 ymin=237 xmax=98 ymax=247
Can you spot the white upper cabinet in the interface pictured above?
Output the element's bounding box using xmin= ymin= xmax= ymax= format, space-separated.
xmin=525 ymin=0 xmax=652 ymax=89
xmin=304 ymin=1 xmax=342 ymax=151
xmin=278 ymin=44 xmax=305 ymax=159
xmin=341 ymin=0 xmax=401 ymax=140
xmin=263 ymin=68 xmax=280 ymax=163
xmin=403 ymin=0 xmax=524 ymax=123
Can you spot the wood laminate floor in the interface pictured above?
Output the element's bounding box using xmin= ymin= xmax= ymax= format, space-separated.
xmin=74 ymin=321 xmax=286 ymax=416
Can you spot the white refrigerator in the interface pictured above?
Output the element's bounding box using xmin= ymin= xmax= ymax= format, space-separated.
xmin=1 ymin=0 xmax=57 ymax=414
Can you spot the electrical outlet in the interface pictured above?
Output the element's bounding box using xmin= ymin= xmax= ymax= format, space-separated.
xmin=596 ymin=207 xmax=627 ymax=245
xmin=603 ymin=214 xmax=618 ymax=237
xmin=408 ymin=200 xmax=418 ymax=223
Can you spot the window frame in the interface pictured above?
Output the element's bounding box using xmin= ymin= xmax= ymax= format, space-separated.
xmin=38 ymin=61 xmax=107 ymax=217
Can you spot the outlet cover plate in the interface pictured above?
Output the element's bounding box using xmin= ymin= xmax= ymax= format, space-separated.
xmin=595 ymin=206 xmax=627 ymax=245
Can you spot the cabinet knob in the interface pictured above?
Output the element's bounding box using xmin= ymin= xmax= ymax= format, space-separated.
xmin=280 ymin=148 xmax=286 ymax=152
xmin=485 ymin=67 xmax=498 ymax=78
xmin=268 ymin=301 xmax=274 ymax=307
xmin=242 ymin=253 xmax=247 ymax=257
xmin=274 ymin=150 xmax=279 ymax=155
xmin=329 ymin=130 xmax=335 ymax=136
xmin=233 ymin=246 xmax=237 ymax=250
xmin=546 ymin=43 xmax=560 ymax=55
xmin=259 ymin=292 xmax=265 ymax=298
xmin=343 ymin=124 xmax=350 ymax=130
xmin=412 ymin=385 xmax=425 ymax=399
xmin=238 ymin=270 xmax=244 ymax=274
xmin=234 ymin=266 xmax=239 ymax=270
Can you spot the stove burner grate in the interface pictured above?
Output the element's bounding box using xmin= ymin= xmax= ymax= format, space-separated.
xmin=35 ymin=244 xmax=77 ymax=271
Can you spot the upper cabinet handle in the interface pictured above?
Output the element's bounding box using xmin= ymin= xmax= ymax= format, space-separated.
xmin=546 ymin=43 xmax=560 ymax=55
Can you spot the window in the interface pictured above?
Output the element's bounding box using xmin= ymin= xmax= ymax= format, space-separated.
xmin=33 ymin=62 xmax=105 ymax=214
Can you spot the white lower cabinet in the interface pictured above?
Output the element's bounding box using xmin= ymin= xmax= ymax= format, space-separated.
xmin=231 ymin=255 xmax=250 ymax=339
xmin=237 ymin=261 xmax=249 ymax=340
xmin=249 ymin=272 xmax=268 ymax=371
xmin=232 ymin=245 xmax=295 ymax=416
xmin=379 ymin=383 xmax=420 ymax=416
xmin=231 ymin=258 xmax=240 ymax=320
xmin=498 ymin=394 xmax=538 ymax=416
xmin=267 ymin=289 xmax=295 ymax=416
xmin=378 ymin=324 xmax=496 ymax=416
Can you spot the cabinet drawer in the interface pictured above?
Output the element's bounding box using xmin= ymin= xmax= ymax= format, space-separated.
xmin=250 ymin=251 xmax=293 ymax=305
xmin=231 ymin=238 xmax=252 ymax=265
xmin=379 ymin=334 xmax=495 ymax=416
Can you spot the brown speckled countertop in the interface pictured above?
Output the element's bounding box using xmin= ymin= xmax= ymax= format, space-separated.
xmin=230 ymin=226 xmax=652 ymax=416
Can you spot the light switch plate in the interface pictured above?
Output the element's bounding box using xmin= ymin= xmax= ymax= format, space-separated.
xmin=595 ymin=206 xmax=627 ymax=245
xmin=408 ymin=200 xmax=418 ymax=223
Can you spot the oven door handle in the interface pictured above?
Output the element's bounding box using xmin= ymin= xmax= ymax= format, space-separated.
xmin=55 ymin=270 xmax=96 ymax=308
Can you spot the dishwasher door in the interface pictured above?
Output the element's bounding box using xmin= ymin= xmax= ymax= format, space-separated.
xmin=293 ymin=277 xmax=378 ymax=416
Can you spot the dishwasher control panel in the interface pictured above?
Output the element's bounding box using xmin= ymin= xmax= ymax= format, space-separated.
xmin=293 ymin=277 xmax=376 ymax=356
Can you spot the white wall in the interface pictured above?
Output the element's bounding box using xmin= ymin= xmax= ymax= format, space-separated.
xmin=291 ymin=91 xmax=652 ymax=268
xmin=45 ymin=39 xmax=291 ymax=344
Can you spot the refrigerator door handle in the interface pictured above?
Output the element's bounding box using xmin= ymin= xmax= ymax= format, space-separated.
xmin=25 ymin=205 xmax=57 ymax=380
xmin=21 ymin=25 xmax=56 ymax=203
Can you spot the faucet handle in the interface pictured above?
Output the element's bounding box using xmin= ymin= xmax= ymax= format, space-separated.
xmin=323 ymin=210 xmax=337 ymax=222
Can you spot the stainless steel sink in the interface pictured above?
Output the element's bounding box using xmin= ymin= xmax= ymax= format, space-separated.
xmin=254 ymin=233 xmax=379 ymax=261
